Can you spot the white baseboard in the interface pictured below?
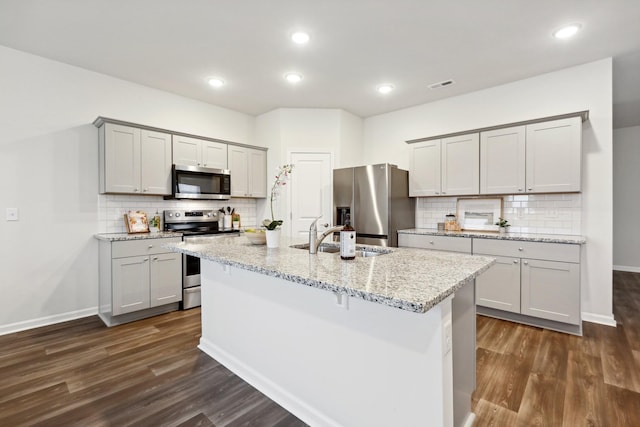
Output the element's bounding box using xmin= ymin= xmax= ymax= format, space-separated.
xmin=582 ymin=312 xmax=617 ymax=327
xmin=199 ymin=337 xmax=340 ymax=427
xmin=613 ymin=265 xmax=640 ymax=273
xmin=0 ymin=307 xmax=98 ymax=336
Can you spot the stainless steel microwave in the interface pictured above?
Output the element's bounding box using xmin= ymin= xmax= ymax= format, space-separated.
xmin=171 ymin=164 xmax=231 ymax=200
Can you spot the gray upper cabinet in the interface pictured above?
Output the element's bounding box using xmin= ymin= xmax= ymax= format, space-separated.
xmin=409 ymin=140 xmax=441 ymax=196
xmin=480 ymin=126 xmax=526 ymax=194
xmin=228 ymin=146 xmax=267 ymax=198
xmin=172 ymin=135 xmax=228 ymax=170
xmin=99 ymin=123 xmax=172 ymax=195
xmin=409 ymin=133 xmax=479 ymax=197
xmin=480 ymin=117 xmax=581 ymax=195
xmin=411 ymin=114 xmax=583 ymax=197
xmin=525 ymin=117 xmax=582 ymax=193
xmin=441 ymin=133 xmax=479 ymax=196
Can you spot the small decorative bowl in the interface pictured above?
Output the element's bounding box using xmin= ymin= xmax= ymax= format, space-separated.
xmin=244 ymin=229 xmax=267 ymax=245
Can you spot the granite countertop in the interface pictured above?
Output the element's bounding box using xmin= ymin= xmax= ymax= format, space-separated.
xmin=163 ymin=236 xmax=495 ymax=314
xmin=94 ymin=231 xmax=183 ymax=241
xmin=398 ymin=228 xmax=586 ymax=244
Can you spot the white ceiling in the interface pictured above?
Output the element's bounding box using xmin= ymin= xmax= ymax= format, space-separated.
xmin=1 ymin=1 xmax=639 ymax=127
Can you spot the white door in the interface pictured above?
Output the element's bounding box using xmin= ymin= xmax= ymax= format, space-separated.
xmin=289 ymin=152 xmax=333 ymax=238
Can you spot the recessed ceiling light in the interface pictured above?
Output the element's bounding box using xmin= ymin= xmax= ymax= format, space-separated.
xmin=553 ymin=24 xmax=581 ymax=39
xmin=291 ymin=32 xmax=310 ymax=44
xmin=376 ymin=84 xmax=394 ymax=94
xmin=285 ymin=72 xmax=303 ymax=83
xmin=207 ymin=77 xmax=225 ymax=88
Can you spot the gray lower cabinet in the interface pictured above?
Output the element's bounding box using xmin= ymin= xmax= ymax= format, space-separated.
xmin=475 ymin=255 xmax=521 ymax=313
xmin=397 ymin=233 xmax=472 ymax=253
xmin=521 ymin=258 xmax=580 ymax=324
xmin=99 ymin=237 xmax=182 ymax=326
xmin=398 ymin=233 xmax=582 ymax=334
xmin=473 ymin=238 xmax=581 ymax=331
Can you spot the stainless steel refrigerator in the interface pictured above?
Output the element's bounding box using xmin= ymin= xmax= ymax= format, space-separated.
xmin=333 ymin=163 xmax=415 ymax=247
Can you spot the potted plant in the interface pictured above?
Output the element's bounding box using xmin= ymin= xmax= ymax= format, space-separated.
xmin=263 ymin=164 xmax=294 ymax=247
xmin=495 ymin=217 xmax=510 ymax=234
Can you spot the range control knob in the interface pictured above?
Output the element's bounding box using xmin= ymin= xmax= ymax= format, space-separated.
xmin=176 ymin=212 xmax=181 ymax=217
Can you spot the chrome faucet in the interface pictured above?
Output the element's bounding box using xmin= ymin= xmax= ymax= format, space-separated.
xmin=309 ymin=216 xmax=344 ymax=254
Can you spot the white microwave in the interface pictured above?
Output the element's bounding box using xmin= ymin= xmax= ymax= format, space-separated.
xmin=171 ymin=164 xmax=231 ymax=200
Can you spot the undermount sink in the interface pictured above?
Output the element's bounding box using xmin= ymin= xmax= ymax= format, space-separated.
xmin=290 ymin=243 xmax=340 ymax=253
xmin=290 ymin=243 xmax=391 ymax=257
xmin=355 ymin=250 xmax=383 ymax=257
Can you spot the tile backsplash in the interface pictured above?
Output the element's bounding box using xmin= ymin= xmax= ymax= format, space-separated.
xmin=415 ymin=193 xmax=581 ymax=235
xmin=98 ymin=195 xmax=258 ymax=233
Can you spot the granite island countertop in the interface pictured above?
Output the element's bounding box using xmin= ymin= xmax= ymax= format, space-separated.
xmin=398 ymin=228 xmax=586 ymax=244
xmin=163 ymin=236 xmax=495 ymax=314
xmin=94 ymin=231 xmax=183 ymax=241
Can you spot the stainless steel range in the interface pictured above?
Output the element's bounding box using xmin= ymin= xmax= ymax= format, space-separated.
xmin=164 ymin=209 xmax=239 ymax=309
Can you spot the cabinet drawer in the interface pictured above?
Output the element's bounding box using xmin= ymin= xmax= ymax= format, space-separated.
xmin=112 ymin=237 xmax=182 ymax=258
xmin=398 ymin=234 xmax=472 ymax=254
xmin=472 ymin=239 xmax=580 ymax=263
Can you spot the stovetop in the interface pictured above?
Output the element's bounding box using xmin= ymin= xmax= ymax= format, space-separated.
xmin=163 ymin=209 xmax=239 ymax=236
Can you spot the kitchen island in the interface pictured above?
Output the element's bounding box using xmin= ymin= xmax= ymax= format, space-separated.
xmin=164 ymin=236 xmax=494 ymax=427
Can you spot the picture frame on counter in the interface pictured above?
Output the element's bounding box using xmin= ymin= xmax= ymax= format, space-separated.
xmin=124 ymin=210 xmax=150 ymax=234
xmin=456 ymin=197 xmax=503 ymax=231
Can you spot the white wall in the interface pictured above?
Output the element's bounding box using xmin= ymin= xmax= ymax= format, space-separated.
xmin=0 ymin=45 xmax=255 ymax=334
xmin=254 ymin=108 xmax=363 ymax=228
xmin=363 ymin=59 xmax=615 ymax=325
xmin=613 ymin=125 xmax=640 ymax=272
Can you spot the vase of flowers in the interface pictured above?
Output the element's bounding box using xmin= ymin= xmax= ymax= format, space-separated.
xmin=263 ymin=164 xmax=294 ymax=247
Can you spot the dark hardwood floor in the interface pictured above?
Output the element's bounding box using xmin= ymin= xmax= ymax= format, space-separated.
xmin=1 ymin=271 xmax=639 ymax=426
xmin=473 ymin=270 xmax=640 ymax=427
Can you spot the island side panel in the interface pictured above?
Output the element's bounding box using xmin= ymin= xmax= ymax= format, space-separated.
xmin=199 ymin=260 xmax=454 ymax=427
xmin=452 ymin=280 xmax=476 ymax=427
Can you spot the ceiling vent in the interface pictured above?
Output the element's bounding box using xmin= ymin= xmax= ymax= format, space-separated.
xmin=428 ymin=79 xmax=455 ymax=89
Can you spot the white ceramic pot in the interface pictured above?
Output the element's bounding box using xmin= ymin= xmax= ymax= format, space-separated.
xmin=266 ymin=228 xmax=281 ymax=248
xmin=499 ymin=227 xmax=507 ymax=234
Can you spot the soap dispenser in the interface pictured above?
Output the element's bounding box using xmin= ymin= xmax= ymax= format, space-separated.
xmin=340 ymin=214 xmax=356 ymax=260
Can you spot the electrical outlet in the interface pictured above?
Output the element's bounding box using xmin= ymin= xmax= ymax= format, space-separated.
xmin=6 ymin=208 xmax=18 ymax=221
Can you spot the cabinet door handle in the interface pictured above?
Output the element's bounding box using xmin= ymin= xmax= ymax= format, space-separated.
xmin=528 ymin=187 xmax=533 ymax=191
xmin=518 ymin=247 xmax=523 ymax=251
xmin=429 ymin=241 xmax=434 ymax=245
xmin=153 ymin=257 xmax=158 ymax=261
xmin=143 ymin=258 xmax=149 ymax=262
xmin=518 ymin=188 xmax=523 ymax=192
xmin=133 ymin=188 xmax=139 ymax=192
xmin=523 ymin=261 xmax=529 ymax=265
xmin=148 ymin=245 xmax=153 ymax=248
xmin=435 ymin=192 xmax=440 ymax=195
xmin=442 ymin=191 xmax=446 ymax=194
xmin=143 ymin=188 xmax=148 ymax=192
xmin=513 ymin=259 xmax=519 ymax=264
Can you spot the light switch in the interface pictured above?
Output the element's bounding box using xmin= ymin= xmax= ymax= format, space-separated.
xmin=6 ymin=208 xmax=18 ymax=221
